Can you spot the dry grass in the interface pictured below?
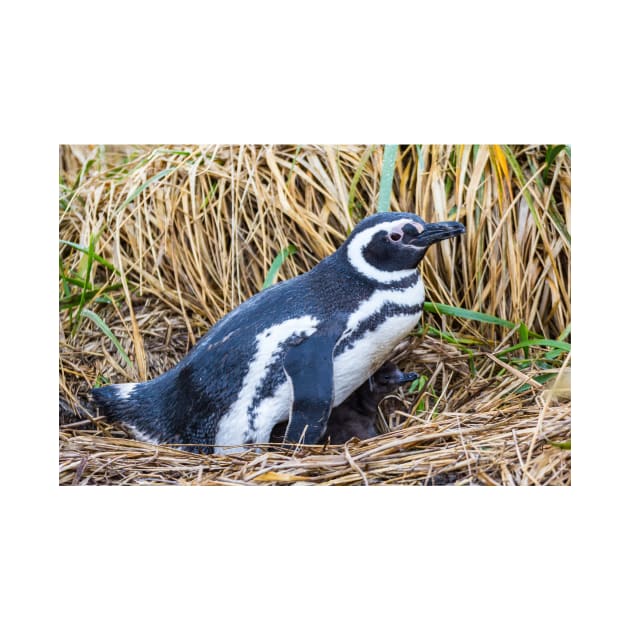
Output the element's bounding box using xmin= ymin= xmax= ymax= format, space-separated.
xmin=59 ymin=144 xmax=571 ymax=485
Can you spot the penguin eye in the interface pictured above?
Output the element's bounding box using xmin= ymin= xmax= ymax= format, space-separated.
xmin=389 ymin=231 xmax=402 ymax=242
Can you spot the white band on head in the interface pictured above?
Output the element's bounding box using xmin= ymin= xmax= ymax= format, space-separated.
xmin=346 ymin=219 xmax=422 ymax=283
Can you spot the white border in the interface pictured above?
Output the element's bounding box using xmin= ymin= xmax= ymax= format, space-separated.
xmin=4 ymin=1 xmax=626 ymax=627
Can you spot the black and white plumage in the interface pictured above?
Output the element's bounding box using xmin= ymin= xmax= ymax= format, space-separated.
xmin=92 ymin=212 xmax=464 ymax=453
xmin=269 ymin=361 xmax=418 ymax=444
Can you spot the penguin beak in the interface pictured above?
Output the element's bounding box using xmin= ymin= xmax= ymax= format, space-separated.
xmin=396 ymin=371 xmax=418 ymax=385
xmin=410 ymin=221 xmax=465 ymax=247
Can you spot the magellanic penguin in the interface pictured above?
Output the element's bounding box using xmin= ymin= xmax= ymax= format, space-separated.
xmin=92 ymin=212 xmax=464 ymax=453
xmin=269 ymin=361 xmax=418 ymax=444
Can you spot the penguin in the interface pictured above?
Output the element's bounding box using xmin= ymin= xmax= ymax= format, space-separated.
xmin=269 ymin=361 xmax=418 ymax=444
xmin=92 ymin=212 xmax=464 ymax=453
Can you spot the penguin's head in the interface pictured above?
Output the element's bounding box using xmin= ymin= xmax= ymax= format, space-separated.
xmin=369 ymin=361 xmax=419 ymax=395
xmin=345 ymin=212 xmax=465 ymax=283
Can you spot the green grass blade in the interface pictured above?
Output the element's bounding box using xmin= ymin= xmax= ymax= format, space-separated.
xmin=61 ymin=275 xmax=95 ymax=291
xmin=408 ymin=374 xmax=427 ymax=394
xmin=514 ymin=372 xmax=557 ymax=394
xmin=198 ymin=181 xmax=219 ymax=211
xmin=59 ymin=283 xmax=123 ymax=310
xmin=262 ymin=245 xmax=297 ymax=289
xmin=496 ymin=339 xmax=571 ymax=357
xmin=543 ymin=145 xmax=567 ymax=182
xmin=557 ymin=323 xmax=571 ymax=341
xmin=548 ymin=439 xmax=571 ymax=450
xmin=376 ymin=145 xmax=398 ymax=213
xmin=155 ymin=149 xmax=191 ymax=156
xmin=80 ymin=308 xmax=133 ymax=370
xmin=117 ymin=167 xmax=176 ymax=212
xmin=59 ymin=239 xmax=120 ymax=274
xmin=73 ymin=233 xmax=97 ymax=332
xmin=425 ymin=325 xmax=478 ymax=347
xmin=543 ymin=324 xmax=571 ymax=360
xmin=519 ymin=321 xmax=530 ymax=359
xmin=423 ymin=301 xmax=519 ymax=330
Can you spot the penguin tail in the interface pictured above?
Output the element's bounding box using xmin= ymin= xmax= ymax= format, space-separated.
xmin=92 ymin=382 xmax=138 ymax=418
xmin=91 ymin=382 xmax=152 ymax=438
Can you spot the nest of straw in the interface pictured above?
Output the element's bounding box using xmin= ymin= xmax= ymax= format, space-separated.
xmin=59 ymin=144 xmax=571 ymax=485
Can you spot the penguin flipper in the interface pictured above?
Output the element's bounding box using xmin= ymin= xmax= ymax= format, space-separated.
xmin=282 ymin=321 xmax=341 ymax=445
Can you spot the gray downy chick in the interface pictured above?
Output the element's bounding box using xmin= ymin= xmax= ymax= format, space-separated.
xmin=270 ymin=361 xmax=418 ymax=445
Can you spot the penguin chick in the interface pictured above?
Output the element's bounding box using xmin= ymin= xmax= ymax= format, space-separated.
xmin=324 ymin=361 xmax=418 ymax=443
xmin=269 ymin=361 xmax=418 ymax=444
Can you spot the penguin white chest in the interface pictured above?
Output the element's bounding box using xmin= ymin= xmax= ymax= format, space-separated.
xmin=332 ymin=277 xmax=425 ymax=406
